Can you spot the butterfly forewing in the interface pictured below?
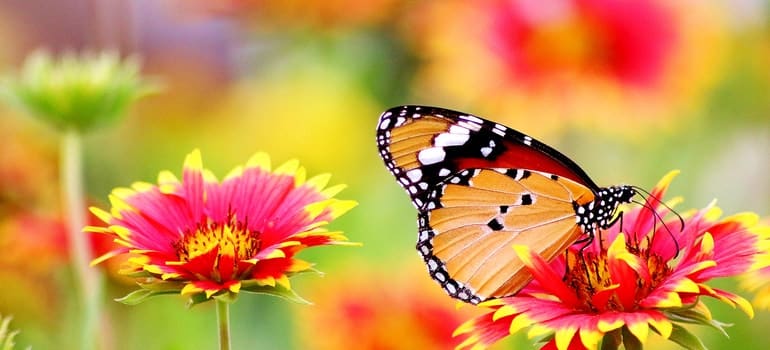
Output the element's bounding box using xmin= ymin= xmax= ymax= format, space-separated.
xmin=376 ymin=105 xmax=600 ymax=210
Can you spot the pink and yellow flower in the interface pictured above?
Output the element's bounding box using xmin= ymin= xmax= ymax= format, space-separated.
xmin=455 ymin=171 xmax=768 ymax=350
xmin=406 ymin=0 xmax=727 ymax=134
xmin=87 ymin=149 xmax=357 ymax=305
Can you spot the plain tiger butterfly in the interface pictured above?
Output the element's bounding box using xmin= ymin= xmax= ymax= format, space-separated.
xmin=375 ymin=105 xmax=638 ymax=304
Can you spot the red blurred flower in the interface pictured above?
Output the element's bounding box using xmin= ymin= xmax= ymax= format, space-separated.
xmin=88 ymin=149 xmax=357 ymax=305
xmin=487 ymin=0 xmax=675 ymax=88
xmin=295 ymin=265 xmax=478 ymax=350
xmin=455 ymin=171 xmax=767 ymax=350
xmin=0 ymin=211 xmax=67 ymax=323
xmin=407 ymin=0 xmax=727 ymax=133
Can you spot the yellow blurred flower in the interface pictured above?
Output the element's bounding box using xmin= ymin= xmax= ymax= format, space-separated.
xmin=204 ymin=66 xmax=381 ymax=183
xmin=406 ymin=0 xmax=728 ymax=134
xmin=180 ymin=0 xmax=403 ymax=30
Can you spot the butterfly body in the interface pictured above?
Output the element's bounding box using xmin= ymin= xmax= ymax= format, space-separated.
xmin=376 ymin=105 xmax=635 ymax=304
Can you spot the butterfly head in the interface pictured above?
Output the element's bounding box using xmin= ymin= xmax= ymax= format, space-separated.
xmin=607 ymin=185 xmax=637 ymax=206
xmin=576 ymin=185 xmax=636 ymax=233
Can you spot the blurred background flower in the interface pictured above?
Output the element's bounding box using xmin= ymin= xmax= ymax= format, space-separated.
xmin=0 ymin=0 xmax=767 ymax=349
xmin=293 ymin=262 xmax=479 ymax=350
xmin=404 ymin=0 xmax=728 ymax=135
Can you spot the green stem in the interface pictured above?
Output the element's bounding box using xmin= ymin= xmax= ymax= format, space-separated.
xmin=61 ymin=129 xmax=102 ymax=350
xmin=216 ymin=300 xmax=231 ymax=350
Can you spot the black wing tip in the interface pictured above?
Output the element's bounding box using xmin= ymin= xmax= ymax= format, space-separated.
xmin=382 ymin=104 xmax=479 ymax=117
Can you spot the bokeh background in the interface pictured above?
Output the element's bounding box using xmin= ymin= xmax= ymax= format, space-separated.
xmin=0 ymin=0 xmax=769 ymax=349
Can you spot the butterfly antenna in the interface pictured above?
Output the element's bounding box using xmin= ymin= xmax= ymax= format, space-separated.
xmin=632 ymin=185 xmax=685 ymax=231
xmin=632 ymin=198 xmax=681 ymax=259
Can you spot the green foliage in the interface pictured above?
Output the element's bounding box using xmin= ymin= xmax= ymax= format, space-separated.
xmin=667 ymin=324 xmax=708 ymax=350
xmin=0 ymin=315 xmax=29 ymax=350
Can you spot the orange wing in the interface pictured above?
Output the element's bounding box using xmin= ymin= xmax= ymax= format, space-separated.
xmin=418 ymin=168 xmax=595 ymax=303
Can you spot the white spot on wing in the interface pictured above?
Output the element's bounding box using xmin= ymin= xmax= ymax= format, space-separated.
xmin=449 ymin=125 xmax=470 ymax=134
xmin=406 ymin=169 xmax=423 ymax=182
xmin=428 ymin=259 xmax=438 ymax=271
xmin=438 ymin=168 xmax=451 ymax=177
xmin=480 ymin=147 xmax=492 ymax=157
xmin=458 ymin=120 xmax=482 ymax=131
xmin=379 ymin=118 xmax=391 ymax=130
xmin=460 ymin=115 xmax=484 ymax=123
xmin=434 ymin=132 xmax=470 ymax=147
xmin=418 ymin=147 xmax=446 ymax=165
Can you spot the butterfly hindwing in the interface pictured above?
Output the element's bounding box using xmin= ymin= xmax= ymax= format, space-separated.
xmin=417 ymin=168 xmax=595 ymax=303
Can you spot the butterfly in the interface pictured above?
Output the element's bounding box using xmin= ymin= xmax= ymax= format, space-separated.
xmin=375 ymin=105 xmax=637 ymax=304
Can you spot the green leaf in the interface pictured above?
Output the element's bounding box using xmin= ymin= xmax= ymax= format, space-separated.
xmin=240 ymin=281 xmax=311 ymax=304
xmin=665 ymin=310 xmax=732 ymax=337
xmin=115 ymin=288 xmax=178 ymax=305
xmin=289 ymin=266 xmax=324 ymax=277
xmin=187 ymin=293 xmax=212 ymax=308
xmin=123 ymin=270 xmax=153 ymax=278
xmin=667 ymin=324 xmax=708 ymax=350
xmin=136 ymin=280 xmax=186 ymax=292
xmin=600 ymin=329 xmax=623 ymax=350
xmin=622 ymin=326 xmax=643 ymax=350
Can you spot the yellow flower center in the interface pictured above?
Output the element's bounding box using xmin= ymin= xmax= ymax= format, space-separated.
xmin=174 ymin=216 xmax=261 ymax=263
xmin=563 ymin=245 xmax=671 ymax=312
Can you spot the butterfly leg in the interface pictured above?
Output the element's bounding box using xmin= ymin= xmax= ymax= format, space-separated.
xmin=572 ymin=233 xmax=595 ymax=289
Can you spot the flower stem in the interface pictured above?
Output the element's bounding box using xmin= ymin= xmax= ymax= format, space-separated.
xmin=61 ymin=129 xmax=103 ymax=350
xmin=216 ymin=300 xmax=231 ymax=350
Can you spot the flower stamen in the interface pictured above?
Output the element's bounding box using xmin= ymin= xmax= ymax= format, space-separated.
xmin=564 ymin=239 xmax=672 ymax=313
xmin=173 ymin=214 xmax=262 ymax=279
